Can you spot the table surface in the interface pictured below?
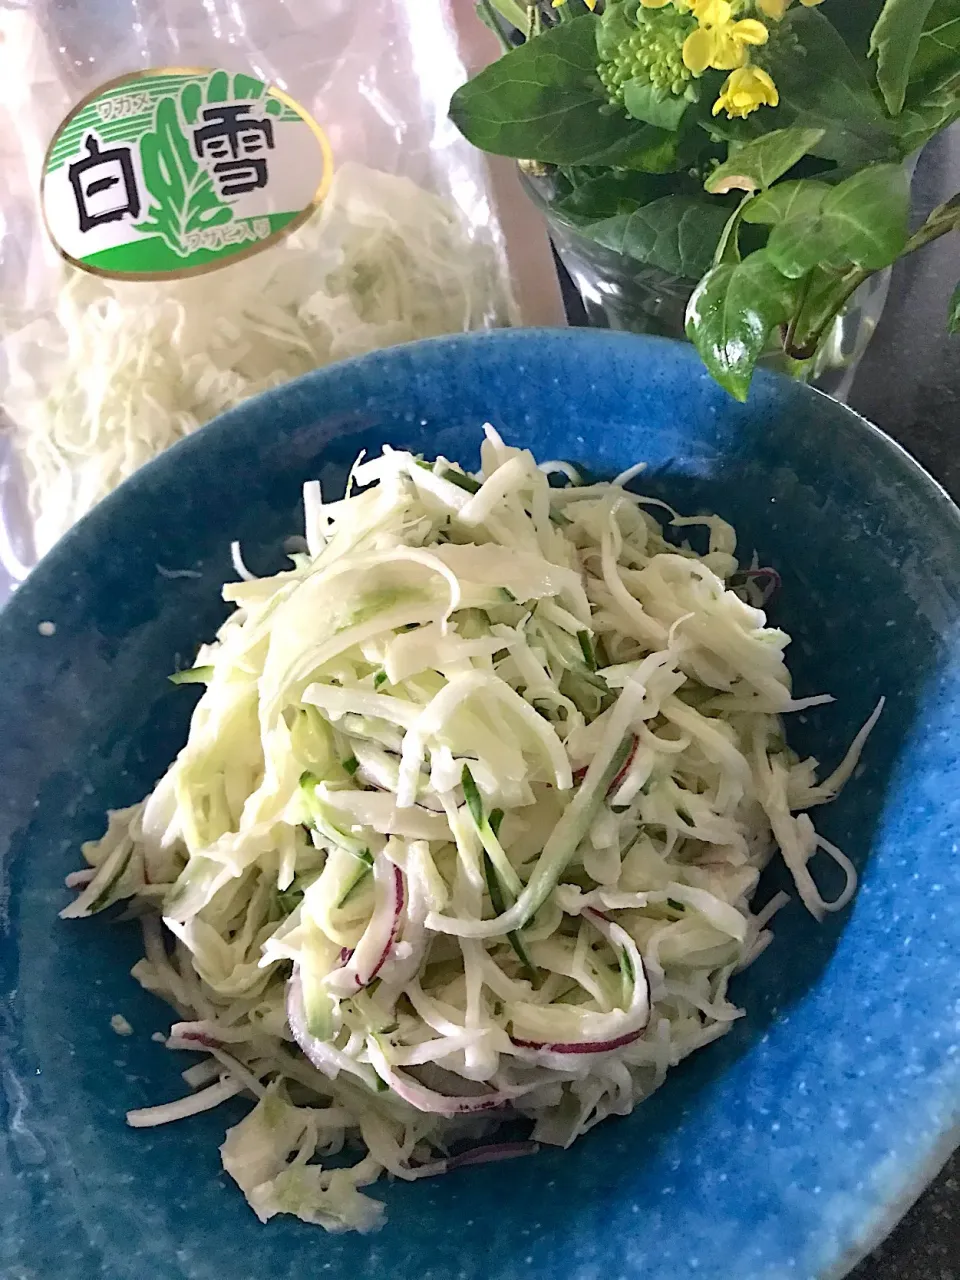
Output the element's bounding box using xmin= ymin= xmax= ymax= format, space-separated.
xmin=842 ymin=120 xmax=960 ymax=1280
xmin=558 ymin=127 xmax=960 ymax=1279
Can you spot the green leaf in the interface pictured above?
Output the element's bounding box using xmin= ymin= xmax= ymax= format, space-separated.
xmin=894 ymin=87 xmax=960 ymax=152
xmin=869 ymin=0 xmax=937 ymax=114
xmin=829 ymin=0 xmax=888 ymax=60
xmin=742 ymin=179 xmax=831 ymax=227
xmin=622 ymin=80 xmax=691 ymax=131
xmin=587 ymin=194 xmax=734 ymax=280
xmin=554 ymin=169 xmax=680 ymax=223
xmin=705 ymin=128 xmax=826 ymax=195
xmin=906 ymin=0 xmax=960 ymax=101
xmin=949 ymin=282 xmax=960 ymax=334
xmin=685 ymin=251 xmax=803 ymax=401
xmin=761 ymin=8 xmax=899 ymax=169
xmin=766 ymin=163 xmax=910 ymax=279
xmin=595 ymin=128 xmax=684 ymax=172
xmin=449 ymin=16 xmax=650 ymax=166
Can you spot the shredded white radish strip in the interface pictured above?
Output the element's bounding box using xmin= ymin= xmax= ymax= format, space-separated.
xmin=230 ymin=542 xmax=255 ymax=582
xmin=182 ymin=1060 xmax=221 ymax=1089
xmin=753 ymin=890 xmax=792 ymax=932
xmin=65 ymin=868 xmax=96 ymax=888
xmin=167 ymin=1037 xmax=268 ymax=1099
xmin=302 ymin=481 xmax=325 ymax=560
xmin=126 ymin=1078 xmax=242 ymax=1128
xmin=538 ymin=460 xmax=582 ymax=484
xmin=611 ymin=460 xmax=648 ymax=489
xmin=800 ymin=698 xmax=885 ymax=805
xmin=813 ymin=834 xmax=859 ymax=914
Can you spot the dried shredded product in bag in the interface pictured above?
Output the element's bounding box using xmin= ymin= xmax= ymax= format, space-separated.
xmin=0 ymin=0 xmax=559 ymax=576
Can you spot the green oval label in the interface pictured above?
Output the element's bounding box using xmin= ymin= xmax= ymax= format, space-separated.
xmin=42 ymin=68 xmax=333 ymax=280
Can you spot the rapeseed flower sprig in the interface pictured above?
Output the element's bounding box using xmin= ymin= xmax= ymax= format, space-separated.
xmin=625 ymin=0 xmax=822 ymax=118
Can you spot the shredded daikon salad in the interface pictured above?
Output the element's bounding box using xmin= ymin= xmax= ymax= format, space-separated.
xmin=1 ymin=162 xmax=505 ymax=563
xmin=62 ymin=428 xmax=880 ymax=1234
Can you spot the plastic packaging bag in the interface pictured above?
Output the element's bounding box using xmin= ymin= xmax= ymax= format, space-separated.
xmin=0 ymin=0 xmax=562 ymax=594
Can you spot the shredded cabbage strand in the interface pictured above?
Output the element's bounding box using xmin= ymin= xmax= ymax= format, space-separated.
xmin=63 ymin=428 xmax=879 ymax=1233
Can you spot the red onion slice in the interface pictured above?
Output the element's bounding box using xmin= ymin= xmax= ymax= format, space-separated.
xmin=327 ymin=860 xmax=405 ymax=996
xmin=402 ymin=1141 xmax=540 ymax=1180
xmin=510 ymin=909 xmax=651 ymax=1057
xmin=509 ymin=1027 xmax=645 ymax=1055
xmin=376 ymin=845 xmax=430 ymax=993
xmin=609 ymin=735 xmax=638 ymax=794
xmin=365 ymin=1037 xmax=534 ymax=1116
xmin=743 ymin=566 xmax=781 ymax=603
xmin=168 ymin=1028 xmax=221 ymax=1050
xmin=286 ymin=973 xmax=379 ymax=1088
xmin=573 ymin=733 xmax=637 ymax=790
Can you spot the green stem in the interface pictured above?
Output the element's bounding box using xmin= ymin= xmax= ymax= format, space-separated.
xmin=783 ymin=270 xmax=813 ymax=354
xmin=905 ymin=194 xmax=960 ymax=251
xmin=485 ymin=0 xmax=529 ymax=32
xmin=786 ymin=195 xmax=960 ymax=360
xmin=713 ymin=194 xmax=751 ymax=267
xmin=477 ymin=0 xmax=514 ymax=52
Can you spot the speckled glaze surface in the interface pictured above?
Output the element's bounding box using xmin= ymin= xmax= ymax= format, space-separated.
xmin=1 ymin=330 xmax=959 ymax=1280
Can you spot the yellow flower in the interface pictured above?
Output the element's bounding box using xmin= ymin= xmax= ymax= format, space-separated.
xmin=712 ymin=64 xmax=779 ymax=118
xmin=692 ymin=0 xmax=731 ymax=18
xmin=757 ymin=0 xmax=824 ymax=17
xmin=551 ymin=0 xmax=598 ymax=8
xmin=682 ymin=3 xmax=769 ymax=74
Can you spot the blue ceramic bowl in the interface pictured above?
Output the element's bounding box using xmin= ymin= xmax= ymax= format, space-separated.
xmin=2 ymin=330 xmax=960 ymax=1280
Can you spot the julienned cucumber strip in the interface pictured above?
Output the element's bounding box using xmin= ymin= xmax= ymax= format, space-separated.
xmin=336 ymin=850 xmax=374 ymax=909
xmin=520 ymin=733 xmax=635 ymax=925
xmin=299 ymin=772 xmax=367 ymax=859
xmin=577 ymin=629 xmax=598 ymax=671
xmin=484 ymin=852 xmax=540 ymax=985
xmin=439 ymin=466 xmax=481 ymax=494
xmin=462 ymin=772 xmax=540 ymax=984
xmin=168 ymin=665 xmax=214 ymax=685
xmin=299 ymin=771 xmax=374 ymax=907
xmin=460 ymin=765 xmax=523 ymax=897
